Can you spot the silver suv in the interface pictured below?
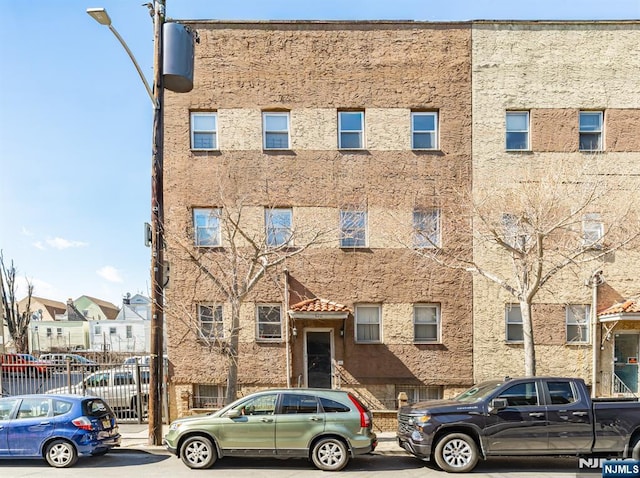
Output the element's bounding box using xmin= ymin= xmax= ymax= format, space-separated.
xmin=163 ymin=389 xmax=377 ymax=471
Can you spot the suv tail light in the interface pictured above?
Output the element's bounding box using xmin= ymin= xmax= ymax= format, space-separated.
xmin=348 ymin=393 xmax=371 ymax=428
xmin=72 ymin=417 xmax=94 ymax=431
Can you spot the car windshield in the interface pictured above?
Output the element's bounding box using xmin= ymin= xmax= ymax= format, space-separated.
xmin=454 ymin=381 xmax=504 ymax=403
xmin=19 ymin=354 xmax=38 ymax=362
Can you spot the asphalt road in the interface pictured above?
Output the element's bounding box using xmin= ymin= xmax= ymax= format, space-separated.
xmin=0 ymin=450 xmax=598 ymax=478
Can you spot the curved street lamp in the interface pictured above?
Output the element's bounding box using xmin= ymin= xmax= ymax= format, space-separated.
xmin=87 ymin=2 xmax=165 ymax=446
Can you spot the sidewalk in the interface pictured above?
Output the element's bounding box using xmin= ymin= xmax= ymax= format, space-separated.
xmin=116 ymin=423 xmax=406 ymax=456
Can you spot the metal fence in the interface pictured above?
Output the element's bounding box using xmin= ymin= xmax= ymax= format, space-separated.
xmin=0 ymin=361 xmax=168 ymax=423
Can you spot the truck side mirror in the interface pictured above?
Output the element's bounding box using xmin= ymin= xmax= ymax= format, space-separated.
xmin=490 ymin=398 xmax=508 ymax=412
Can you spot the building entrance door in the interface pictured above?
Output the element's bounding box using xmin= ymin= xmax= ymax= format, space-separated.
xmin=305 ymin=330 xmax=332 ymax=389
xmin=614 ymin=333 xmax=639 ymax=393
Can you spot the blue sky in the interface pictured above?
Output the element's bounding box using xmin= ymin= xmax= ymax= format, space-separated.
xmin=1 ymin=0 xmax=639 ymax=306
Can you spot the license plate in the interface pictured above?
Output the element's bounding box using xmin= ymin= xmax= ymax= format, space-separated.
xmin=102 ymin=418 xmax=111 ymax=429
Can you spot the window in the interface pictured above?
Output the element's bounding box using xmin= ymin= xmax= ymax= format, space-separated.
xmin=265 ymin=208 xmax=292 ymax=247
xmin=338 ymin=111 xmax=364 ymax=149
xmin=340 ymin=208 xmax=367 ymax=248
xmin=126 ymin=325 xmax=133 ymax=339
xmin=411 ymin=112 xmax=438 ymax=150
xmin=566 ymin=305 xmax=590 ymax=343
xmin=414 ymin=304 xmax=440 ymax=342
xmin=502 ymin=213 xmax=529 ymax=249
xmin=109 ymin=327 xmax=116 ymax=335
xmin=198 ymin=304 xmax=224 ymax=340
xmin=193 ymin=384 xmax=225 ymax=408
xmin=190 ymin=112 xmax=217 ymax=150
xmin=579 ymin=111 xmax=603 ymax=151
xmin=497 ymin=381 xmax=539 ymax=406
xmin=94 ymin=325 xmax=101 ymax=335
xmin=582 ymin=213 xmax=603 ymax=248
xmin=396 ymin=385 xmax=442 ymax=404
xmin=56 ymin=328 xmax=62 ymax=336
xmin=193 ymin=208 xmax=221 ymax=247
xmin=256 ymin=305 xmax=282 ymax=341
xmin=548 ymin=381 xmax=577 ymax=405
xmin=233 ymin=393 xmax=277 ymax=416
xmin=319 ymin=397 xmax=350 ymax=413
xmin=414 ymin=209 xmax=441 ymax=248
xmin=280 ymin=394 xmax=319 ymax=414
xmin=355 ymin=305 xmax=381 ymax=343
xmin=506 ymin=304 xmax=523 ymax=342
xmin=263 ymin=112 xmax=290 ymax=149
xmin=46 ymin=328 xmax=52 ymax=337
xmin=506 ymin=111 xmax=529 ymax=150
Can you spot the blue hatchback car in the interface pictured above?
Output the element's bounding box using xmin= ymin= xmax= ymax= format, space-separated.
xmin=0 ymin=394 xmax=121 ymax=467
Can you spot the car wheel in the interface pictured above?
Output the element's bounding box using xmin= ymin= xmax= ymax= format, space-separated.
xmin=45 ymin=439 xmax=78 ymax=468
xmin=632 ymin=435 xmax=640 ymax=460
xmin=311 ymin=437 xmax=349 ymax=471
xmin=434 ymin=433 xmax=478 ymax=473
xmin=180 ymin=435 xmax=217 ymax=469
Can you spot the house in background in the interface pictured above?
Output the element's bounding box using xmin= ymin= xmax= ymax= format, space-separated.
xmin=89 ymin=294 xmax=151 ymax=353
xmin=29 ymin=320 xmax=89 ymax=353
xmin=71 ymin=296 xmax=119 ymax=321
xmin=17 ymin=296 xmax=66 ymax=321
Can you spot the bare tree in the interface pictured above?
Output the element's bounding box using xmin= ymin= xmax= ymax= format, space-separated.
xmin=400 ymin=161 xmax=640 ymax=376
xmin=166 ymin=195 xmax=334 ymax=404
xmin=0 ymin=251 xmax=34 ymax=353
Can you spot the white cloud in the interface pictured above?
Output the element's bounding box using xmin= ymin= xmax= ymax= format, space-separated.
xmin=14 ymin=276 xmax=57 ymax=300
xmin=97 ymin=266 xmax=123 ymax=283
xmin=33 ymin=241 xmax=45 ymax=250
xmin=46 ymin=237 xmax=89 ymax=250
xmin=22 ymin=227 xmax=34 ymax=236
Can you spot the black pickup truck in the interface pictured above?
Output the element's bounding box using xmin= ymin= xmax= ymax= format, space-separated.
xmin=397 ymin=377 xmax=640 ymax=473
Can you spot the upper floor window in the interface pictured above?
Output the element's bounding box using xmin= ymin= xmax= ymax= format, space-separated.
xmin=190 ymin=112 xmax=217 ymax=150
xmin=109 ymin=327 xmax=116 ymax=335
xmin=414 ymin=304 xmax=440 ymax=342
xmin=338 ymin=111 xmax=364 ymax=149
xmin=198 ymin=304 xmax=224 ymax=340
xmin=193 ymin=208 xmax=221 ymax=247
xmin=502 ymin=213 xmax=529 ymax=250
xmin=126 ymin=325 xmax=133 ymax=339
xmin=263 ymin=112 xmax=290 ymax=149
xmin=566 ymin=305 xmax=590 ymax=343
xmin=256 ymin=305 xmax=282 ymax=341
xmin=411 ymin=112 xmax=438 ymax=150
xmin=355 ymin=304 xmax=381 ymax=343
xmin=265 ymin=208 xmax=293 ymax=247
xmin=56 ymin=328 xmax=62 ymax=336
xmin=579 ymin=111 xmax=603 ymax=151
xmin=340 ymin=208 xmax=367 ymax=248
xmin=505 ymin=304 xmax=523 ymax=342
xmin=582 ymin=213 xmax=603 ymax=248
xmin=413 ymin=209 xmax=441 ymax=248
xmin=506 ymin=111 xmax=529 ymax=151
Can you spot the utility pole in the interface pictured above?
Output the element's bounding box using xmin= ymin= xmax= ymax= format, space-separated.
xmin=148 ymin=0 xmax=166 ymax=446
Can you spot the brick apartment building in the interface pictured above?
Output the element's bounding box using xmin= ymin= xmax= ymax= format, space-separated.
xmin=162 ymin=19 xmax=640 ymax=418
xmin=163 ymin=21 xmax=474 ymax=416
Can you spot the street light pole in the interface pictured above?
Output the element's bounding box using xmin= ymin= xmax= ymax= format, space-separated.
xmin=87 ymin=1 xmax=166 ymax=446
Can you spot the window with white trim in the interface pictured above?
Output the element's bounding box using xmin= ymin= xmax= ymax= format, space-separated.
xmin=190 ymin=112 xmax=217 ymax=150
xmin=506 ymin=111 xmax=529 ymax=151
xmin=566 ymin=305 xmax=590 ymax=343
xmin=355 ymin=304 xmax=381 ymax=343
xmin=411 ymin=112 xmax=438 ymax=150
xmin=126 ymin=325 xmax=133 ymax=339
xmin=506 ymin=304 xmax=523 ymax=342
xmin=198 ymin=304 xmax=224 ymax=340
xmin=193 ymin=208 xmax=221 ymax=247
xmin=579 ymin=111 xmax=603 ymax=151
xmin=265 ymin=208 xmax=293 ymax=247
xmin=582 ymin=213 xmax=603 ymax=248
xmin=414 ymin=304 xmax=440 ymax=342
xmin=413 ymin=209 xmax=440 ymax=248
xmin=340 ymin=208 xmax=367 ymax=248
xmin=338 ymin=111 xmax=364 ymax=149
xmin=263 ymin=112 xmax=290 ymax=149
xmin=256 ymin=304 xmax=282 ymax=341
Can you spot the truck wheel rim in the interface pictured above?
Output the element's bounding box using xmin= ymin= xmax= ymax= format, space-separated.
xmin=185 ymin=441 xmax=210 ymax=465
xmin=442 ymin=438 xmax=472 ymax=468
xmin=318 ymin=441 xmax=345 ymax=468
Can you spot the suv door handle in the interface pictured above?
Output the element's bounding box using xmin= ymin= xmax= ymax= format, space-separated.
xmin=572 ymin=411 xmax=588 ymax=417
xmin=260 ymin=418 xmax=274 ymax=423
xmin=529 ymin=412 xmax=545 ymax=418
xmin=309 ymin=416 xmax=323 ymax=421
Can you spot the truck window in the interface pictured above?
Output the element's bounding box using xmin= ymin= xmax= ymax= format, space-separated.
xmin=497 ymin=381 xmax=539 ymax=406
xmin=547 ymin=381 xmax=576 ymax=405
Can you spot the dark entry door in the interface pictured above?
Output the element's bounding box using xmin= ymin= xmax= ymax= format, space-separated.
xmin=306 ymin=331 xmax=332 ymax=388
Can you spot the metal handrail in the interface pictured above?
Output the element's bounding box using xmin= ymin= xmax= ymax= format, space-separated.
xmin=613 ymin=373 xmax=638 ymax=397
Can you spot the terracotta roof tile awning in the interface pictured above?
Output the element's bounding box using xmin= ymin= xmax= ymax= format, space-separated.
xmin=288 ymin=298 xmax=350 ymax=319
xmin=598 ymin=298 xmax=640 ymax=322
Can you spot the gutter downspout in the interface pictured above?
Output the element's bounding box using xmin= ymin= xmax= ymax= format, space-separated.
xmin=590 ymin=270 xmax=604 ymax=398
xmin=284 ymin=269 xmax=291 ymax=388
